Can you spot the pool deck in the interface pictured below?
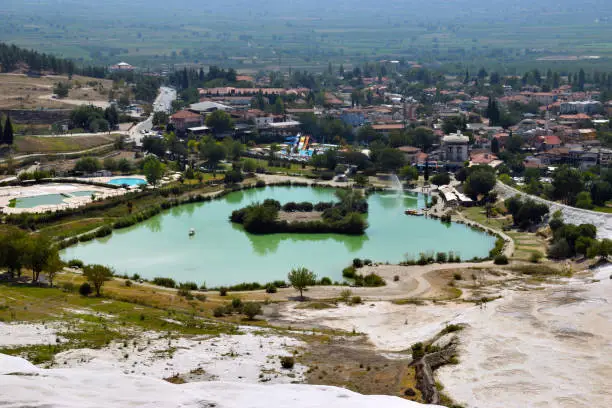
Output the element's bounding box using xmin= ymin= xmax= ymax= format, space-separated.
xmin=0 ymin=183 xmax=124 ymax=214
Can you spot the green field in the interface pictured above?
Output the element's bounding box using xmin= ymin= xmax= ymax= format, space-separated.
xmin=3 ymin=1 xmax=612 ymax=72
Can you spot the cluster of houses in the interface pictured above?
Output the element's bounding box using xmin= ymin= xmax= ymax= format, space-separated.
xmin=164 ymin=64 xmax=610 ymax=174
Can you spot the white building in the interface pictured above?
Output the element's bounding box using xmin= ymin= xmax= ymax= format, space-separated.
xmin=441 ymin=131 xmax=469 ymax=163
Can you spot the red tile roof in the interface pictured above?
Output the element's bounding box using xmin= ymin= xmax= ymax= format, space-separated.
xmin=171 ymin=110 xmax=202 ymax=120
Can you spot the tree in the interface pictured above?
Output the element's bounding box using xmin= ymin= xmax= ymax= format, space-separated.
xmin=142 ymin=156 xmax=164 ymax=186
xmin=45 ymin=254 xmax=63 ymax=288
xmin=117 ymin=158 xmax=132 ymax=173
xmin=243 ymin=158 xmax=257 ymax=173
xmin=53 ymin=82 xmax=70 ymax=98
xmin=491 ymin=137 xmax=500 ymax=154
xmin=200 ymin=141 xmax=226 ymax=176
xmin=243 ymin=302 xmax=262 ymax=320
xmin=430 ymin=172 xmax=451 ymax=186
xmin=74 ymin=157 xmax=101 ymax=173
xmin=104 ymin=105 xmax=119 ymax=128
xmin=152 ymin=111 xmax=169 ymax=127
xmin=24 ymin=236 xmax=58 ymax=283
xmin=79 ymin=282 xmax=93 ymax=296
xmin=118 ymin=94 xmax=130 ymax=111
xmin=465 ymin=168 xmax=496 ymax=198
xmin=375 ymin=148 xmax=405 ymax=172
xmin=575 ymin=191 xmax=594 ymax=209
xmin=205 ymin=110 xmax=234 ymax=134
xmin=410 ymin=127 xmax=436 ymax=151
xmin=83 ymin=264 xmax=113 ymax=296
xmin=0 ymin=228 xmax=27 ymax=278
xmin=486 ymin=97 xmax=501 ymax=126
xmin=400 ymin=165 xmax=418 ymax=182
xmin=3 ymin=116 xmax=14 ymax=145
xmin=552 ymin=166 xmax=585 ymax=205
xmin=288 ymin=267 xmax=316 ymax=300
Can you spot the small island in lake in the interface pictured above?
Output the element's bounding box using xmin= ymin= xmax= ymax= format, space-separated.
xmin=230 ymin=189 xmax=368 ymax=235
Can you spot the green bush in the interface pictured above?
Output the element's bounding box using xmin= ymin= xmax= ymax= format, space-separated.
xmin=339 ymin=289 xmax=352 ymax=303
xmin=68 ymin=259 xmax=84 ymax=268
xmin=342 ymin=265 xmax=357 ymax=279
xmin=153 ymin=277 xmax=176 ymax=288
xmin=352 ymin=258 xmax=364 ymax=268
xmin=351 ymin=296 xmax=362 ymax=305
xmin=265 ymin=284 xmax=277 ymax=293
xmin=79 ymin=282 xmax=93 ymax=297
xmin=494 ymin=254 xmax=509 ymax=265
xmin=280 ymin=356 xmax=295 ymax=369
xmin=319 ymin=277 xmax=332 ymax=285
xmin=411 ymin=342 xmax=425 ymax=360
xmin=436 ymin=252 xmax=448 ymax=263
xmin=243 ymin=302 xmax=262 ymax=320
xmin=529 ymin=252 xmax=543 ymax=263
xmin=362 ymin=273 xmax=385 ymax=287
xmin=231 ymin=297 xmax=243 ymax=310
xmin=219 ymin=287 xmax=228 ymax=296
xmin=213 ymin=306 xmax=225 ymax=317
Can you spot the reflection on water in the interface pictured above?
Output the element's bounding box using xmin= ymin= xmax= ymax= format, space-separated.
xmin=145 ymin=216 xmax=162 ymax=233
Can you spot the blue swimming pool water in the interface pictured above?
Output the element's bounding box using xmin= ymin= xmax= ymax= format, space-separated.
xmin=108 ymin=178 xmax=147 ymax=186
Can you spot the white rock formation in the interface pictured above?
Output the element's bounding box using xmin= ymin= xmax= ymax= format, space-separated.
xmin=0 ymin=353 xmax=440 ymax=408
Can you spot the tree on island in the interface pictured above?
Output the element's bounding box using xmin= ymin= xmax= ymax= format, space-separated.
xmin=288 ymin=267 xmax=316 ymax=300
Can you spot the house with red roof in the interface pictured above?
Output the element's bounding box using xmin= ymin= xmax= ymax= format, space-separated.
xmin=537 ymin=135 xmax=562 ymax=151
xmin=170 ymin=110 xmax=204 ymax=132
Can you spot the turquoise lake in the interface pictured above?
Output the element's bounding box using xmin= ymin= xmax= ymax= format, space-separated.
xmin=61 ymin=186 xmax=495 ymax=286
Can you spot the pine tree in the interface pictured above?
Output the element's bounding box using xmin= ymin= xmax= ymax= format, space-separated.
xmin=4 ymin=116 xmax=13 ymax=145
xmin=491 ymin=137 xmax=500 ymax=154
xmin=424 ymin=160 xmax=429 ymax=181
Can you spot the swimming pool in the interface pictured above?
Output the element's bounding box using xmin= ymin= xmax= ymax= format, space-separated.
xmin=69 ymin=191 xmax=98 ymax=197
xmin=12 ymin=194 xmax=68 ymax=208
xmin=108 ymin=178 xmax=147 ymax=186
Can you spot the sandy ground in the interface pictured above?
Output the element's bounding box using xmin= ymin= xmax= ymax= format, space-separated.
xmin=52 ymin=327 xmax=306 ymax=384
xmin=0 ymin=322 xmax=63 ymax=346
xmin=1 ymin=353 xmax=440 ymax=408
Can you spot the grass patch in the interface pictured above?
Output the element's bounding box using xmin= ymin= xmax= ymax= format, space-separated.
xmin=8 ymin=198 xmax=16 ymax=208
xmin=15 ymin=135 xmax=119 ymax=153
xmin=295 ymin=302 xmax=337 ymax=310
xmin=392 ymin=298 xmax=425 ymax=306
xmin=510 ymin=264 xmax=568 ymax=277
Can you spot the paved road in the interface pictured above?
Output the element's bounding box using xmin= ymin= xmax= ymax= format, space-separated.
xmin=129 ymin=86 xmax=176 ymax=146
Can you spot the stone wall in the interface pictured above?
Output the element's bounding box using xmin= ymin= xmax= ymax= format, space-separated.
xmin=495 ymin=182 xmax=612 ymax=239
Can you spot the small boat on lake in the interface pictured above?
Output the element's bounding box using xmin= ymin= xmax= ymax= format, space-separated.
xmin=404 ymin=209 xmax=424 ymax=216
xmin=189 ymin=228 xmax=196 ymax=236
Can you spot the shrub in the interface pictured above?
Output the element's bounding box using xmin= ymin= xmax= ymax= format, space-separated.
xmin=436 ymin=252 xmax=448 ymax=263
xmin=68 ymin=259 xmax=84 ymax=268
xmin=352 ymin=258 xmax=363 ymax=268
xmin=393 ymin=275 xmax=400 ymax=282
xmin=494 ymin=254 xmax=509 ymax=265
xmin=61 ymin=282 xmax=77 ymax=293
xmin=363 ymin=259 xmax=372 ymax=266
xmin=319 ymin=277 xmax=332 ymax=285
xmin=280 ymin=356 xmax=295 ymax=369
xmin=339 ymin=289 xmax=353 ymax=303
xmin=195 ymin=294 xmax=207 ymax=302
xmin=219 ymin=287 xmax=228 ymax=296
xmin=180 ymin=282 xmax=198 ymax=291
xmin=79 ymin=282 xmax=93 ymax=297
xmin=125 ymin=280 xmax=133 ymax=287
xmin=213 ymin=307 xmax=225 ymax=317
xmin=320 ymin=171 xmax=334 ymax=180
xmin=411 ymin=342 xmax=425 ymax=360
xmin=153 ymin=277 xmax=176 ymax=288
xmin=453 ymin=273 xmax=462 ymax=280
xmin=529 ymin=252 xmax=543 ymax=263
xmin=362 ymin=273 xmax=385 ymax=287
xmin=265 ymin=284 xmax=277 ymax=293
xmin=243 ymin=302 xmax=262 ymax=320
xmin=342 ymin=265 xmax=357 ymax=279
xmin=177 ymin=287 xmax=193 ymax=299
xmin=351 ymin=296 xmax=362 ymax=305
xmin=231 ymin=297 xmax=243 ymax=310
xmin=256 ymin=180 xmax=266 ymax=188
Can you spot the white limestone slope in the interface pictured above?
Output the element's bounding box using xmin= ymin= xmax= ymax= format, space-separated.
xmin=0 ymin=354 xmax=440 ymax=408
